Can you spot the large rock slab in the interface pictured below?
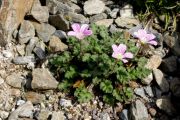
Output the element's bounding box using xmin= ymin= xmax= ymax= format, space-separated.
xmin=0 ymin=0 xmax=34 ymax=45
xmin=31 ymin=68 xmax=58 ymax=90
xmin=84 ymin=0 xmax=105 ymax=15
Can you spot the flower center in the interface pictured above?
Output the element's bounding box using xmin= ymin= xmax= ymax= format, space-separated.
xmin=117 ymin=54 xmax=123 ymax=60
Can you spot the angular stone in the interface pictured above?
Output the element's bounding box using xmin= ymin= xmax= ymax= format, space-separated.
xmin=142 ymin=73 xmax=153 ymax=85
xmin=153 ymin=69 xmax=169 ymax=93
xmin=115 ymin=17 xmax=139 ymax=28
xmin=26 ymin=37 xmax=39 ymax=56
xmin=49 ymin=35 xmax=68 ymax=52
xmin=161 ymin=56 xmax=177 ymax=73
xmin=25 ymin=92 xmax=45 ymax=104
xmin=68 ymin=2 xmax=81 ymax=13
xmin=16 ymin=44 xmax=26 ymax=56
xmin=145 ymin=55 xmax=162 ymax=70
xmin=89 ymin=13 xmax=107 ymax=23
xmin=95 ymin=19 xmax=113 ymax=27
xmin=31 ymin=22 xmax=56 ymax=42
xmin=120 ymin=4 xmax=134 ymax=18
xmin=110 ymin=8 xmax=119 ymax=18
xmin=100 ymin=112 xmax=110 ymax=120
xmin=156 ymin=98 xmax=176 ymax=116
xmin=119 ymin=109 xmax=129 ymax=120
xmin=134 ymin=88 xmax=148 ymax=100
xmin=31 ymin=68 xmax=58 ymax=90
xmin=84 ymin=0 xmax=105 ymax=15
xmin=170 ymin=78 xmax=180 ymax=97
xmin=144 ymin=86 xmax=154 ymax=97
xmin=38 ymin=109 xmax=51 ymax=120
xmin=46 ymin=0 xmax=73 ymax=15
xmin=8 ymin=101 xmax=34 ymax=120
xmin=54 ymin=30 xmax=67 ymax=40
xmin=66 ymin=12 xmax=89 ymax=24
xmin=6 ymin=72 xmax=24 ymax=88
xmin=18 ymin=20 xmax=35 ymax=44
xmin=130 ymin=100 xmax=148 ymax=120
xmin=13 ymin=56 xmax=35 ymax=65
xmin=31 ymin=0 xmax=49 ymax=22
xmin=0 ymin=110 xmax=9 ymax=119
xmin=51 ymin=111 xmax=65 ymax=120
xmin=49 ymin=14 xmax=69 ymax=31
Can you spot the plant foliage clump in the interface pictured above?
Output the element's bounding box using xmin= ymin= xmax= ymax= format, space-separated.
xmin=50 ymin=24 xmax=151 ymax=104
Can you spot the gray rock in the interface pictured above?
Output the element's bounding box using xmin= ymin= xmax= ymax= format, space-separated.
xmin=100 ymin=112 xmax=110 ymax=120
xmin=31 ymin=68 xmax=58 ymax=90
xmin=38 ymin=109 xmax=51 ymax=120
xmin=119 ymin=109 xmax=129 ymax=120
xmin=54 ymin=30 xmax=67 ymax=39
xmin=18 ymin=20 xmax=35 ymax=44
xmin=130 ymin=99 xmax=149 ymax=120
xmin=13 ymin=56 xmax=35 ymax=65
xmin=115 ymin=17 xmax=139 ymax=28
xmin=0 ymin=110 xmax=9 ymax=119
xmin=144 ymin=86 xmax=154 ymax=97
xmin=154 ymin=87 xmax=162 ymax=98
xmin=145 ymin=55 xmax=162 ymax=70
xmin=110 ymin=8 xmax=119 ymax=18
xmin=142 ymin=73 xmax=153 ymax=85
xmin=84 ymin=0 xmax=106 ymax=15
xmin=49 ymin=14 xmax=69 ymax=31
xmin=109 ymin=24 xmax=123 ymax=33
xmin=95 ymin=19 xmax=113 ymax=27
xmin=67 ymin=2 xmax=81 ymax=13
xmin=170 ymin=78 xmax=180 ymax=97
xmin=90 ymin=13 xmax=107 ymax=23
xmin=0 ymin=77 xmax=4 ymax=85
xmin=16 ymin=100 xmax=26 ymax=106
xmin=32 ymin=22 xmax=56 ymax=42
xmin=156 ymin=98 xmax=176 ymax=116
xmin=31 ymin=0 xmax=49 ymax=22
xmin=8 ymin=101 xmax=34 ymax=120
xmin=59 ymin=99 xmax=72 ymax=107
xmin=66 ymin=12 xmax=89 ymax=24
xmin=46 ymin=0 xmax=73 ymax=14
xmin=153 ymin=69 xmax=169 ymax=93
xmin=51 ymin=111 xmax=65 ymax=120
xmin=134 ymin=88 xmax=148 ymax=100
xmin=33 ymin=47 xmax=45 ymax=59
xmin=120 ymin=4 xmax=134 ymax=18
xmin=164 ymin=32 xmax=180 ymax=56
xmin=6 ymin=73 xmax=25 ymax=88
xmin=49 ymin=35 xmax=68 ymax=52
xmin=16 ymin=44 xmax=26 ymax=56
xmin=161 ymin=56 xmax=177 ymax=73
xmin=26 ymin=37 xmax=39 ymax=56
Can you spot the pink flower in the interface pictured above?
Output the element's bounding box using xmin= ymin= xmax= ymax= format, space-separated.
xmin=134 ymin=29 xmax=157 ymax=46
xmin=67 ymin=23 xmax=92 ymax=40
xmin=112 ymin=44 xmax=133 ymax=63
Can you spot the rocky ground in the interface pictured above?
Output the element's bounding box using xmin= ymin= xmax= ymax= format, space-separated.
xmin=0 ymin=0 xmax=180 ymax=120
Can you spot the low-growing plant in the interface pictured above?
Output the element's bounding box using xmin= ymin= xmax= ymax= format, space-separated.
xmin=50 ymin=24 xmax=152 ymax=104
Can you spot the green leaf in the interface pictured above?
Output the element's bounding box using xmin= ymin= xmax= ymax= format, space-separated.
xmin=100 ymin=80 xmax=113 ymax=93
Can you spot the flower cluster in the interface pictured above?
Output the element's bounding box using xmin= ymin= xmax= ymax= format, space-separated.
xmin=68 ymin=23 xmax=157 ymax=63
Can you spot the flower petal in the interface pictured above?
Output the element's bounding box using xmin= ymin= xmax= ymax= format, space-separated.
xmin=112 ymin=52 xmax=119 ymax=59
xmin=83 ymin=30 xmax=92 ymax=36
xmin=123 ymin=52 xmax=133 ymax=58
xmin=80 ymin=24 xmax=89 ymax=33
xmin=146 ymin=34 xmax=156 ymax=40
xmin=122 ymin=59 xmax=128 ymax=63
xmin=67 ymin=31 xmax=77 ymax=36
xmin=134 ymin=29 xmax=147 ymax=38
xmin=118 ymin=44 xmax=127 ymax=54
xmin=112 ymin=44 xmax=118 ymax=52
xmin=148 ymin=40 xmax=158 ymax=46
xmin=72 ymin=23 xmax=81 ymax=32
